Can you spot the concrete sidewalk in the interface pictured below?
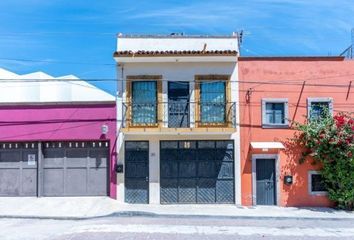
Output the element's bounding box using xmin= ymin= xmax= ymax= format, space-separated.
xmin=0 ymin=197 xmax=353 ymax=220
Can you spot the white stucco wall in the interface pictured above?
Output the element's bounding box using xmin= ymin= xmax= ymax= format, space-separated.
xmin=115 ymin=34 xmax=241 ymax=204
xmin=115 ymin=60 xmax=241 ymax=205
xmin=117 ymin=36 xmax=238 ymax=52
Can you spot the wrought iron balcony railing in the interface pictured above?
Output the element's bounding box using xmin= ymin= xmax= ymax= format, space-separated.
xmin=122 ymin=102 xmax=237 ymax=129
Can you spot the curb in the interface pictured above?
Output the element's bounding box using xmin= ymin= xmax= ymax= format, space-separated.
xmin=0 ymin=211 xmax=353 ymax=221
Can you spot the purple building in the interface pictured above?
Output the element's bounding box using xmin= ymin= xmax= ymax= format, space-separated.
xmin=0 ymin=68 xmax=117 ymax=199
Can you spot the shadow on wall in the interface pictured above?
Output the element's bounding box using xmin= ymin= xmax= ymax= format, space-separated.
xmin=242 ymin=151 xmax=254 ymax=205
xmin=281 ymin=132 xmax=307 ymax=207
xmin=281 ymin=131 xmax=334 ymax=208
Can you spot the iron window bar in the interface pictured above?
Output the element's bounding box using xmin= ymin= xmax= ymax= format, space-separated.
xmin=122 ymin=102 xmax=237 ymax=128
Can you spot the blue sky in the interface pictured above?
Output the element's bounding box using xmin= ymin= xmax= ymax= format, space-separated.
xmin=0 ymin=0 xmax=353 ymax=94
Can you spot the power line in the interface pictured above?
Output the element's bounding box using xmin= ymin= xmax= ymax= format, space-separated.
xmin=0 ymin=31 xmax=117 ymax=36
xmin=0 ymin=78 xmax=352 ymax=89
xmin=0 ymin=82 xmax=350 ymax=93
xmin=0 ymin=57 xmax=115 ymax=66
xmin=0 ymin=81 xmax=100 ymax=90
xmin=1 ymin=68 xmax=354 ymax=83
xmin=1 ymin=56 xmax=354 ymax=81
xmin=0 ymin=121 xmax=111 ymax=140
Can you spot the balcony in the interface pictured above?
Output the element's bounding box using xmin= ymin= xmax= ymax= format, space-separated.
xmin=121 ymin=102 xmax=237 ymax=134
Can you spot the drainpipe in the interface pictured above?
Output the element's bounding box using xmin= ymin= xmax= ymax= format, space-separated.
xmin=37 ymin=142 xmax=43 ymax=197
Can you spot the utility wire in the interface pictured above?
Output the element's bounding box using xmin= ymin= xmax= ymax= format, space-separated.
xmin=1 ymin=56 xmax=354 ymax=82
xmin=1 ymin=70 xmax=354 ymax=83
xmin=0 ymin=57 xmax=115 ymax=66
xmin=0 ymin=78 xmax=352 ymax=89
xmin=0 ymin=77 xmax=351 ymax=84
xmin=0 ymin=31 xmax=117 ymax=36
xmin=0 ymin=83 xmax=350 ymax=94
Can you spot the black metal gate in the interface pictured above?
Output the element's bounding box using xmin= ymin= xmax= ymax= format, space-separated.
xmin=256 ymin=158 xmax=276 ymax=205
xmin=160 ymin=140 xmax=234 ymax=204
xmin=125 ymin=141 xmax=149 ymax=204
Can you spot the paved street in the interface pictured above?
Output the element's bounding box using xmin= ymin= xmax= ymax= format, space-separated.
xmin=1 ymin=215 xmax=353 ymax=240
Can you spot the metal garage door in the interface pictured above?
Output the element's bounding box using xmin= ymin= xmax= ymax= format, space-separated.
xmin=0 ymin=142 xmax=38 ymax=196
xmin=42 ymin=141 xmax=109 ymax=196
xmin=160 ymin=140 xmax=234 ymax=204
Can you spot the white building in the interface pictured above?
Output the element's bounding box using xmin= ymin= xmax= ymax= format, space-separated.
xmin=114 ymin=34 xmax=241 ymax=205
xmin=0 ymin=68 xmax=114 ymax=103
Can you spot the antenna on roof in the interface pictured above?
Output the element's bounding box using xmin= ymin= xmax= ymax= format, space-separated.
xmin=234 ymin=30 xmax=244 ymax=55
xmin=339 ymin=28 xmax=354 ymax=59
xmin=170 ymin=32 xmax=184 ymax=36
xmin=239 ymin=30 xmax=243 ymax=45
xmin=233 ymin=31 xmax=243 ymax=45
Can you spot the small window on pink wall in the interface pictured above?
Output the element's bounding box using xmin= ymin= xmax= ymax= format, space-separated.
xmin=308 ymin=171 xmax=327 ymax=195
xmin=261 ymin=98 xmax=289 ymax=128
xmin=307 ymin=97 xmax=333 ymax=120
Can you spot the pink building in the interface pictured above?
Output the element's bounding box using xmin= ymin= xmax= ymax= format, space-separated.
xmin=0 ymin=68 xmax=117 ymax=198
xmin=238 ymin=57 xmax=354 ymax=207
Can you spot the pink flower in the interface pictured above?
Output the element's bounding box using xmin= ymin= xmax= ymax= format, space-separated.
xmin=335 ymin=115 xmax=345 ymax=127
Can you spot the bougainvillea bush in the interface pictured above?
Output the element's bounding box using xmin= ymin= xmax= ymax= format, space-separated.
xmin=295 ymin=112 xmax=354 ymax=210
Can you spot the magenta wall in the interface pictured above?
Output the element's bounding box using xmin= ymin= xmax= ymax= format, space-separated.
xmin=0 ymin=103 xmax=117 ymax=199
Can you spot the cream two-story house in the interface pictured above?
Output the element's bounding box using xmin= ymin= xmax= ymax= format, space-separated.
xmin=114 ymin=34 xmax=241 ymax=205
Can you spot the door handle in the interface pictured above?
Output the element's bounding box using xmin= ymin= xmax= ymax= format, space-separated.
xmin=145 ymin=177 xmax=149 ymax=182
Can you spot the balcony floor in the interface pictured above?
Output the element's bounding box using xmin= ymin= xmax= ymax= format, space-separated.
xmin=121 ymin=127 xmax=237 ymax=135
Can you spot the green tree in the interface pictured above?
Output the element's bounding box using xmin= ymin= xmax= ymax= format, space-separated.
xmin=294 ymin=112 xmax=354 ymax=210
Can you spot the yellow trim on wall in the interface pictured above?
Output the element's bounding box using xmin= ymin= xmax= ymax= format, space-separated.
xmin=125 ymin=75 xmax=162 ymax=128
xmin=194 ymin=74 xmax=233 ymax=128
xmin=121 ymin=127 xmax=236 ymax=134
xmin=123 ymin=74 xmax=235 ymax=132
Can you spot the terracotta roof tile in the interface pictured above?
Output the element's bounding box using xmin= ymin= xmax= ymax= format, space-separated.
xmin=113 ymin=50 xmax=237 ymax=57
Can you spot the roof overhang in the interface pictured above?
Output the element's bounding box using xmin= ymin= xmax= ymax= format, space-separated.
xmin=239 ymin=56 xmax=345 ymax=61
xmin=114 ymin=55 xmax=237 ymax=63
xmin=113 ymin=49 xmax=238 ymax=63
xmin=250 ymin=142 xmax=285 ymax=149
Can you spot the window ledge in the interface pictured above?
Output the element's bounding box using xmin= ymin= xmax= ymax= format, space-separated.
xmin=262 ymin=124 xmax=289 ymax=129
xmin=309 ymin=191 xmax=328 ymax=196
